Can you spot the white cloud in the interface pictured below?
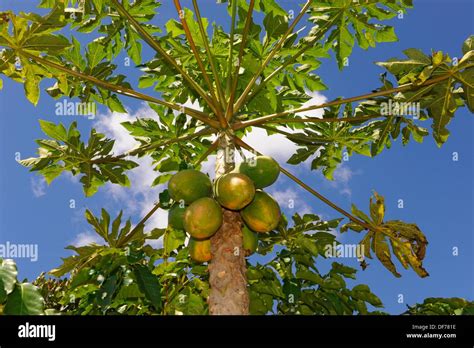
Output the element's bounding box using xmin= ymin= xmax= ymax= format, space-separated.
xmin=31 ymin=176 xmax=46 ymax=197
xmin=333 ymin=165 xmax=353 ymax=184
xmin=268 ymin=187 xmax=312 ymax=215
xmin=296 ymin=90 xmax=327 ymax=118
xmin=200 ymin=154 xmax=217 ymax=180
xmin=93 ymin=105 xmax=148 ymax=154
xmin=63 ymin=170 xmax=80 ymax=184
xmin=242 ymin=127 xmax=298 ymax=164
xmin=328 ymin=164 xmax=361 ymax=197
xmin=71 ymin=232 xmax=104 ymax=247
xmin=237 ymin=92 xmax=327 ymax=165
xmin=94 ymin=104 xmax=168 ymax=246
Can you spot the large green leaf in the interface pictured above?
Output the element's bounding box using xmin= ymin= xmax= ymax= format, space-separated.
xmin=286 ymin=104 xmax=372 ymax=179
xmin=4 ymin=283 xmax=45 ymax=315
xmin=309 ymin=0 xmax=411 ymax=69
xmin=351 ymin=284 xmax=383 ymax=307
xmin=133 ymin=264 xmax=162 ymax=311
xmin=171 ymin=288 xmax=206 ymax=315
xmin=0 ymin=258 xmax=18 ymax=302
xmin=23 ymin=34 xmax=70 ymax=53
xmin=164 ymin=228 xmax=186 ymax=255
xmin=20 ymin=121 xmax=137 ymax=196
xmin=376 ymin=45 xmax=472 ymax=146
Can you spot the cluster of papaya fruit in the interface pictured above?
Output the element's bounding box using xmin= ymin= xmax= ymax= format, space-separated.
xmin=167 ymin=156 xmax=282 ymax=263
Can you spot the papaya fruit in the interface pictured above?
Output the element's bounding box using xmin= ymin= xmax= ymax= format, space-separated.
xmin=168 ymin=204 xmax=186 ymax=230
xmin=240 ymin=191 xmax=281 ymax=233
xmin=242 ymin=224 xmax=258 ymax=254
xmin=184 ymin=197 xmax=223 ymax=239
xmin=189 ymin=237 xmax=212 ymax=263
xmin=215 ymin=173 xmax=255 ymax=210
xmin=168 ymin=169 xmax=212 ymax=204
xmin=236 ymin=156 xmax=280 ymax=189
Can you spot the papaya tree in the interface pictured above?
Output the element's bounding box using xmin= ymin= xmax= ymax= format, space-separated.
xmin=0 ymin=0 xmax=472 ymax=315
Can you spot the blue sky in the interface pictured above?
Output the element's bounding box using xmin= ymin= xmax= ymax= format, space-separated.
xmin=0 ymin=0 xmax=472 ymax=314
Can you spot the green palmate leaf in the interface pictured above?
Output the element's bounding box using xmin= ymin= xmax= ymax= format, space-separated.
xmin=39 ymin=165 xmax=63 ymax=185
xmin=376 ymin=48 xmax=431 ymax=77
xmin=125 ymin=28 xmax=142 ymax=66
xmin=258 ymin=212 xmax=339 ymax=257
xmin=4 ymin=283 xmax=45 ymax=315
xmin=321 ymin=273 xmax=346 ymax=290
xmin=23 ymin=34 xmax=71 ymax=53
xmin=49 ymin=244 xmax=102 ymax=278
xmin=263 ymin=12 xmax=288 ymax=41
xmin=119 ymin=109 xmax=214 ymax=180
xmin=24 ymin=64 xmax=40 ymax=106
xmin=309 ymin=0 xmax=411 ymax=69
xmin=295 ymin=269 xmax=323 ymax=285
xmin=107 ymin=94 xmax=127 ymax=113
xmin=330 ymin=262 xmax=357 ymax=279
xmin=0 ymin=9 xmax=136 ymax=111
xmin=164 ymin=228 xmax=186 ymax=255
xmin=172 ymin=288 xmax=206 ymax=315
xmin=462 ymin=35 xmax=474 ymax=55
xmin=376 ymin=43 xmax=472 ymax=146
xmin=459 ymin=68 xmax=474 ymax=113
xmin=425 ymin=77 xmax=459 ymax=146
xmin=351 ymin=204 xmax=371 ymax=224
xmin=245 ymin=0 xmax=287 ymax=16
xmin=252 ymin=278 xmax=285 ymax=299
xmin=96 ymin=274 xmax=119 ymax=307
xmin=83 ymin=208 xmax=150 ymax=249
xmin=39 ymin=120 xmax=68 ymax=141
xmin=20 ymin=121 xmax=137 ymax=196
xmin=166 ymin=8 xmax=210 ymax=48
xmin=115 ymin=283 xmax=144 ymax=300
xmin=351 ymin=284 xmax=383 ymax=307
xmin=85 ymin=209 xmax=108 ymax=242
xmin=286 ymin=104 xmax=373 ymax=179
xmin=138 ymin=74 xmax=155 ymax=89
xmin=249 ymin=290 xmax=274 ymax=315
xmin=67 ymin=37 xmax=86 ymax=70
xmin=49 ymin=256 xmax=81 ymax=278
xmin=294 ymin=235 xmax=319 ymax=256
xmin=133 ymin=264 xmax=162 ymax=311
xmin=80 ymin=167 xmax=102 ymax=197
xmin=86 ymin=40 xmax=108 ymax=69
xmin=0 ymin=258 xmax=18 ymax=302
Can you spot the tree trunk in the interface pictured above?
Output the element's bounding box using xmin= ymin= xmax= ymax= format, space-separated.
xmin=208 ymin=134 xmax=249 ymax=315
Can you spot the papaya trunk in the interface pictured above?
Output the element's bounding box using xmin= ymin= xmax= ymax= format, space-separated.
xmin=208 ymin=134 xmax=250 ymax=315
